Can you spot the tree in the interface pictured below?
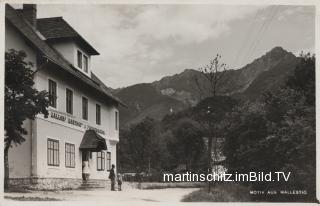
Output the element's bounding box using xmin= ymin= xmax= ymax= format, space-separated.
xmin=5 ymin=49 xmax=49 ymax=189
xmin=167 ymin=118 xmax=205 ymax=171
xmin=195 ymin=54 xmax=227 ymax=97
xmin=193 ymin=54 xmax=228 ymax=192
xmin=118 ymin=117 xmax=161 ymax=173
xmin=223 ymin=53 xmax=316 ymax=201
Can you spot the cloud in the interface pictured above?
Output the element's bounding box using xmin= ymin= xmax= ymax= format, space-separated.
xmin=37 ymin=4 xmax=314 ymax=88
xmin=277 ymin=6 xmax=315 ymax=21
xmin=86 ymin=5 xmax=266 ymax=87
xmin=131 ymin=5 xmax=264 ymax=44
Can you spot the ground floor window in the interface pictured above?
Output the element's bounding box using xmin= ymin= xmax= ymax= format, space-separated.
xmin=97 ymin=151 xmax=105 ymax=171
xmin=106 ymin=152 xmax=111 ymax=171
xmin=65 ymin=143 xmax=75 ymax=168
xmin=47 ymin=138 xmax=59 ymax=166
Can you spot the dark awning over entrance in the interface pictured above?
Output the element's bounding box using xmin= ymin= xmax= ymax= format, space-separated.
xmin=79 ymin=130 xmax=107 ymax=152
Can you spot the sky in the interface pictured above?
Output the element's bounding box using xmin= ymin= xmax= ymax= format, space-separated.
xmin=32 ymin=4 xmax=315 ymax=88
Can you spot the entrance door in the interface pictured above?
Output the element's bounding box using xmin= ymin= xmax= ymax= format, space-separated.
xmin=82 ymin=151 xmax=90 ymax=181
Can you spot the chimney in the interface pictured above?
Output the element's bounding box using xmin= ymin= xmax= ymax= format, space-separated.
xmin=22 ymin=4 xmax=37 ymax=28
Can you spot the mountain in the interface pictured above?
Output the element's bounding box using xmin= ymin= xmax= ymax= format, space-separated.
xmin=152 ymin=47 xmax=296 ymax=104
xmin=240 ymin=51 xmax=298 ymax=100
xmin=116 ymin=83 xmax=186 ymax=126
xmin=115 ymin=47 xmax=298 ymax=126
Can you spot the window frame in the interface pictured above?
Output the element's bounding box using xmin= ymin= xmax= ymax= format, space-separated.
xmin=82 ymin=96 xmax=88 ymax=120
xmin=97 ymin=151 xmax=105 ymax=171
xmin=77 ymin=50 xmax=83 ymax=69
xmin=106 ymin=152 xmax=111 ymax=171
xmin=83 ymin=55 xmax=89 ymax=73
xmin=65 ymin=143 xmax=75 ymax=168
xmin=66 ymin=88 xmax=73 ymax=115
xmin=96 ymin=104 xmax=101 ymax=125
xmin=48 ymin=79 xmax=57 ymax=108
xmin=47 ymin=138 xmax=59 ymax=166
xmin=115 ymin=111 xmax=118 ymax=131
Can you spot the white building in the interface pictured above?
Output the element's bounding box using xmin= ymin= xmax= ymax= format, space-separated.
xmin=5 ymin=4 xmax=126 ymax=190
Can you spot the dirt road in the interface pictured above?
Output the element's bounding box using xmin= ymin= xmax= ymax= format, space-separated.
xmin=4 ymin=187 xmax=198 ymax=204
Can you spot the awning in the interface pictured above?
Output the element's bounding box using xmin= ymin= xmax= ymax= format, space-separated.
xmin=79 ymin=130 xmax=107 ymax=152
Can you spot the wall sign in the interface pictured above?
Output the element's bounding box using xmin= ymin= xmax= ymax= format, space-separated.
xmin=49 ymin=110 xmax=105 ymax=135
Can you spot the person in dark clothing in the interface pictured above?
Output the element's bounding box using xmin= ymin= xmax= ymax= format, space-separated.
xmin=108 ymin=164 xmax=116 ymax=191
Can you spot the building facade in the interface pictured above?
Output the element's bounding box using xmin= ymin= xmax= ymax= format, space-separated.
xmin=5 ymin=4 xmax=125 ymax=190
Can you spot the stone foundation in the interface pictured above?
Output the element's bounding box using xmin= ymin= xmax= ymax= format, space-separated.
xmin=9 ymin=178 xmax=109 ymax=190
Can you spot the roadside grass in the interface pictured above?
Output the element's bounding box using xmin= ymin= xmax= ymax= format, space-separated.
xmin=181 ymin=182 xmax=251 ymax=202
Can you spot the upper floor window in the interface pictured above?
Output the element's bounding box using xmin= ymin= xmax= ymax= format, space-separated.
xmin=77 ymin=50 xmax=89 ymax=73
xmin=48 ymin=79 xmax=57 ymax=108
xmin=115 ymin=111 xmax=118 ymax=131
xmin=83 ymin=55 xmax=88 ymax=73
xmin=77 ymin=50 xmax=82 ymax=69
xmin=96 ymin=104 xmax=101 ymax=125
xmin=82 ymin=97 xmax=88 ymax=120
xmin=66 ymin=88 xmax=73 ymax=115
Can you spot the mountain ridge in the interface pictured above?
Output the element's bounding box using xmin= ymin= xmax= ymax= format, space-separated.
xmin=115 ymin=46 xmax=298 ymax=126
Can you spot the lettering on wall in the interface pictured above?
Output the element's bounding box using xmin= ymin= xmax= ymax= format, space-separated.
xmin=49 ymin=111 xmax=105 ymax=135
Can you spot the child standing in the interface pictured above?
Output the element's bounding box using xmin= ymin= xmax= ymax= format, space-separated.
xmin=117 ymin=173 xmax=123 ymax=191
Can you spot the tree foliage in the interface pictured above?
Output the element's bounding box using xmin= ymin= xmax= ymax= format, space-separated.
xmin=167 ymin=118 xmax=205 ymax=171
xmin=5 ymin=49 xmax=50 ymax=188
xmin=118 ymin=117 xmax=168 ymax=173
xmin=5 ymin=49 xmax=49 ymax=147
xmin=223 ymin=53 xmax=316 ymax=201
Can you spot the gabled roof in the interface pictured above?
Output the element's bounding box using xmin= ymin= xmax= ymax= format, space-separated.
xmin=5 ymin=4 xmax=126 ymax=107
xmin=37 ymin=17 xmax=99 ymax=55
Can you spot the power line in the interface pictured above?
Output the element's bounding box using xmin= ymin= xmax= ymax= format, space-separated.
xmin=232 ymin=7 xmax=266 ymax=69
xmin=246 ymin=5 xmax=281 ymax=61
xmin=239 ymin=5 xmax=278 ymax=66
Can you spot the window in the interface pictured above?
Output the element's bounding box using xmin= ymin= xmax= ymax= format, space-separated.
xmin=106 ymin=152 xmax=111 ymax=171
xmin=115 ymin=111 xmax=118 ymax=130
xmin=48 ymin=79 xmax=57 ymax=108
xmin=82 ymin=97 xmax=88 ymax=120
xmin=65 ymin=143 xmax=75 ymax=168
xmin=77 ymin=50 xmax=82 ymax=69
xmin=47 ymin=139 xmax=59 ymax=166
xmin=83 ymin=55 xmax=88 ymax=73
xmin=97 ymin=151 xmax=105 ymax=171
xmin=66 ymin=89 xmax=73 ymax=114
xmin=96 ymin=104 xmax=101 ymax=125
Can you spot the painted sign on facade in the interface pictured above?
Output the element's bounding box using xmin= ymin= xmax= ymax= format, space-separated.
xmin=49 ymin=110 xmax=106 ymax=135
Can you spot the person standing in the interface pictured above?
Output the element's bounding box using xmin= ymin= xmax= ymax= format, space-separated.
xmin=117 ymin=173 xmax=123 ymax=191
xmin=82 ymin=160 xmax=90 ymax=182
xmin=109 ymin=164 xmax=116 ymax=191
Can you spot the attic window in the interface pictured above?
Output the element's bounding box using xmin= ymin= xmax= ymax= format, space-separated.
xmin=83 ymin=55 xmax=88 ymax=73
xmin=77 ymin=50 xmax=82 ymax=69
